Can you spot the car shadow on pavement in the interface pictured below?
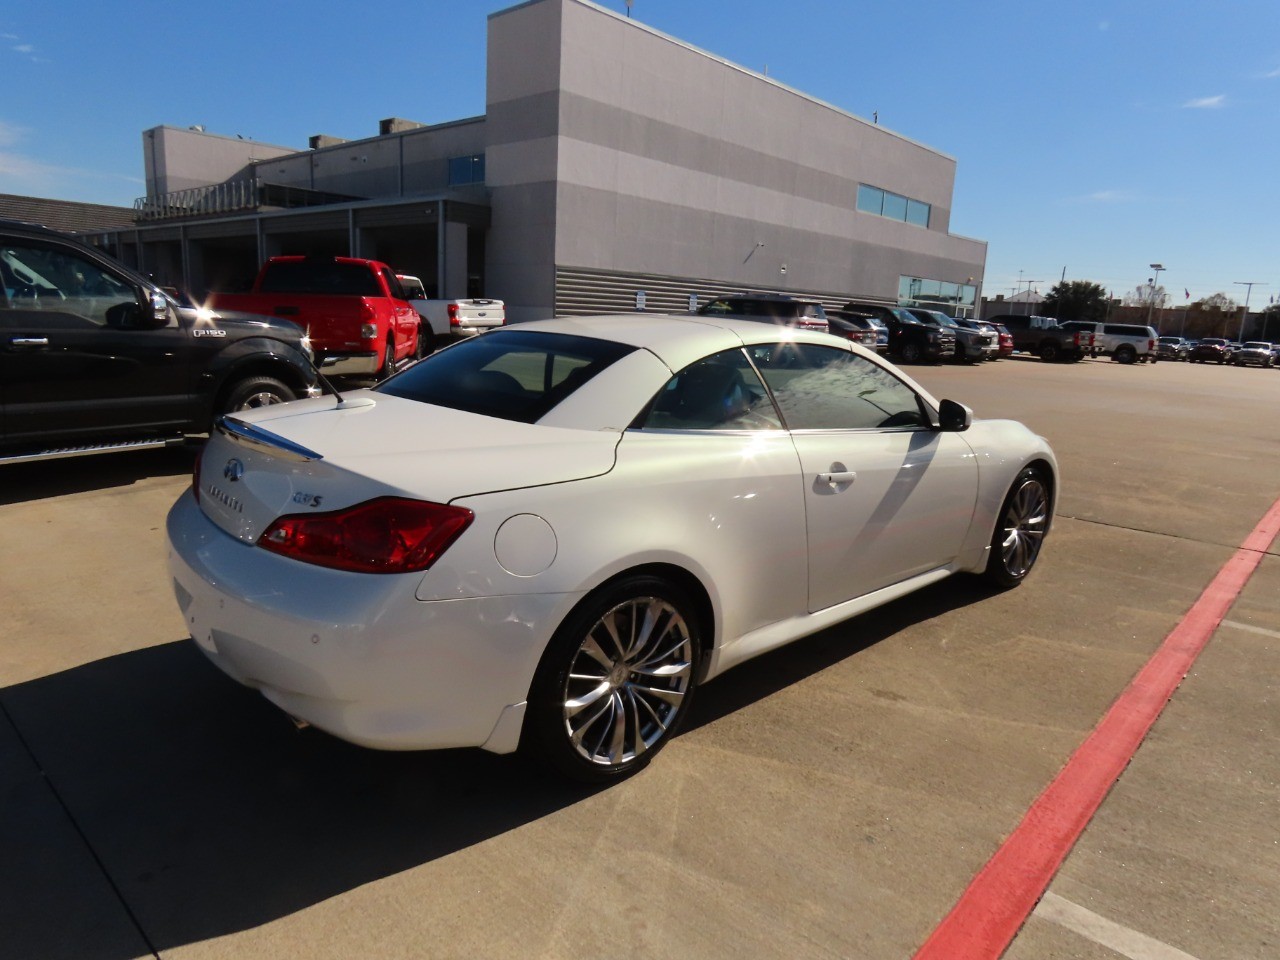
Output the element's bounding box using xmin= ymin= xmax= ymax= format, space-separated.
xmin=0 ymin=576 xmax=1000 ymax=960
xmin=0 ymin=445 xmax=199 ymax=506
xmin=0 ymin=641 xmax=601 ymax=960
xmin=687 ymin=574 xmax=1000 ymax=732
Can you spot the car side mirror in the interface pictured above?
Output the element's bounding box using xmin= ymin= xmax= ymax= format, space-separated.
xmin=937 ymin=398 xmax=972 ymax=432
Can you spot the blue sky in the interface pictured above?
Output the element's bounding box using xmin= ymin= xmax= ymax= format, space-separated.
xmin=2 ymin=0 xmax=1277 ymax=306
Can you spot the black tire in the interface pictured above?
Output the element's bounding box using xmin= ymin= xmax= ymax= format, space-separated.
xmin=1114 ymin=345 xmax=1136 ymax=364
xmin=1038 ymin=341 xmax=1060 ymax=363
xmin=221 ymin=375 xmax=295 ymax=415
xmin=524 ymin=574 xmax=702 ymax=783
xmin=378 ymin=337 xmax=396 ymax=381
xmin=984 ymin=466 xmax=1050 ymax=588
xmin=414 ymin=323 xmax=435 ymax=360
xmin=899 ymin=341 xmax=922 ymax=364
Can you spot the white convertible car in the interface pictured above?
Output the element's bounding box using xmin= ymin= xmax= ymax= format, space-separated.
xmin=167 ymin=315 xmax=1056 ymax=781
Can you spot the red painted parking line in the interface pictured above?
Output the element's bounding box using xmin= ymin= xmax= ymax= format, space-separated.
xmin=913 ymin=497 xmax=1280 ymax=960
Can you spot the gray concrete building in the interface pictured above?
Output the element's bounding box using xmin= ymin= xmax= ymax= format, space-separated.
xmin=89 ymin=0 xmax=986 ymax=321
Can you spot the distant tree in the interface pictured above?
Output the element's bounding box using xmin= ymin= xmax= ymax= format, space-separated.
xmin=1122 ymin=283 xmax=1168 ymax=309
xmin=1040 ymin=280 xmax=1109 ymax=323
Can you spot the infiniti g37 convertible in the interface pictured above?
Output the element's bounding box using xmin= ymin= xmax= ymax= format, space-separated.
xmin=167 ymin=315 xmax=1056 ymax=782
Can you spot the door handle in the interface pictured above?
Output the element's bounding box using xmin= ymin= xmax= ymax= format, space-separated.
xmin=9 ymin=337 xmax=50 ymax=348
xmin=818 ymin=470 xmax=856 ymax=485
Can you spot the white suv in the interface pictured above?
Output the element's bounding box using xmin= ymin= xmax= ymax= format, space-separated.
xmin=1061 ymin=322 xmax=1158 ymax=364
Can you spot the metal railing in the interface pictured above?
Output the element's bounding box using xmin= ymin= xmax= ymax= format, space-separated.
xmin=134 ymin=179 xmax=260 ymax=221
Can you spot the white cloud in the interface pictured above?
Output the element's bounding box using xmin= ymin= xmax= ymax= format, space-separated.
xmin=12 ymin=44 xmax=32 ymax=54
xmin=0 ymin=119 xmax=26 ymax=147
xmin=1264 ymin=67 xmax=1280 ymax=78
xmin=1069 ymin=189 xmax=1135 ymax=204
xmin=1098 ymin=20 xmax=1110 ymax=31
xmin=1183 ymin=94 xmax=1226 ymax=108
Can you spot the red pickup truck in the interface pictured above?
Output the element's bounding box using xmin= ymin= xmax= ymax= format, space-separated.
xmin=209 ymin=256 xmax=421 ymax=379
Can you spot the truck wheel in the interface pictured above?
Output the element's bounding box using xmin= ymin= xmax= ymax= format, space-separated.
xmin=379 ymin=337 xmax=396 ymax=380
xmin=1115 ymin=346 xmax=1136 ymax=364
xmin=415 ymin=324 xmax=435 ymax=360
xmin=1038 ymin=341 xmax=1060 ymax=363
xmin=222 ymin=376 xmax=295 ymax=415
xmin=899 ymin=342 xmax=921 ymax=364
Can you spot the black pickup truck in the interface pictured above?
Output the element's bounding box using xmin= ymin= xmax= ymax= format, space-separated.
xmin=0 ymin=220 xmax=320 ymax=465
xmin=983 ymin=313 xmax=1087 ymax=362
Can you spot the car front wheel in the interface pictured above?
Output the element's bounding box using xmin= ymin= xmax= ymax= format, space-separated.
xmin=985 ymin=467 xmax=1050 ymax=588
xmin=899 ymin=342 xmax=922 ymax=364
xmin=525 ymin=575 xmax=701 ymax=782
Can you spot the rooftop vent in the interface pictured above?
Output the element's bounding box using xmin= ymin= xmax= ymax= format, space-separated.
xmin=379 ymin=117 xmax=426 ymax=135
xmin=309 ymin=134 xmax=349 ymax=150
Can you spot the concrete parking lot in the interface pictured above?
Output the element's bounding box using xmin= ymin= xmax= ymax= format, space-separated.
xmin=2 ymin=356 xmax=1277 ymax=960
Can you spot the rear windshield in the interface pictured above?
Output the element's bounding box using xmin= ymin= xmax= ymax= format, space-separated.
xmin=698 ymin=298 xmax=827 ymax=321
xmin=259 ymin=260 xmax=382 ymax=297
xmin=377 ymin=330 xmax=636 ymax=423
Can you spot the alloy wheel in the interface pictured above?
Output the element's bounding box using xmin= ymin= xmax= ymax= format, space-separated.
xmin=998 ymin=477 xmax=1048 ymax=578
xmin=560 ymin=596 xmax=694 ymax=767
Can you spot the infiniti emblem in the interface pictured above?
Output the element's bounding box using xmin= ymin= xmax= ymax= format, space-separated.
xmin=223 ymin=459 xmax=245 ymax=483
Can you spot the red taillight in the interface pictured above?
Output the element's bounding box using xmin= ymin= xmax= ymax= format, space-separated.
xmin=447 ymin=303 xmax=460 ymax=327
xmin=192 ymin=454 xmax=202 ymax=504
xmin=258 ymin=497 xmax=474 ymax=574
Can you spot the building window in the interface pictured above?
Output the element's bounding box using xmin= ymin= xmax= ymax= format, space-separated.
xmin=899 ymin=276 xmax=977 ymax=317
xmin=448 ymin=154 xmax=485 ymax=186
xmin=857 ymin=184 xmax=930 ymax=228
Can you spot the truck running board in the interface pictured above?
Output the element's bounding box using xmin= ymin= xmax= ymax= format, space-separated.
xmin=0 ymin=436 xmax=188 ymax=466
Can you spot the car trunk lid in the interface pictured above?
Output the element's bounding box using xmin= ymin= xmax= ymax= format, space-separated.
xmin=194 ymin=392 xmax=619 ymax=545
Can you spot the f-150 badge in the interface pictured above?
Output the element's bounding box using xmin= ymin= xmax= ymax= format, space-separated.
xmin=193 ymin=328 xmax=226 ymax=337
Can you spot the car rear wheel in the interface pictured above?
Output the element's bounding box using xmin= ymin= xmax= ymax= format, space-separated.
xmin=525 ymin=575 xmax=701 ymax=783
xmin=1038 ymin=341 xmax=1060 ymax=363
xmin=414 ymin=324 xmax=435 ymax=360
xmin=900 ymin=342 xmax=921 ymax=364
xmin=985 ymin=467 xmax=1049 ymax=588
xmin=1115 ymin=345 xmax=1136 ymax=364
xmin=379 ymin=337 xmax=396 ymax=380
xmin=221 ymin=376 xmax=295 ymax=415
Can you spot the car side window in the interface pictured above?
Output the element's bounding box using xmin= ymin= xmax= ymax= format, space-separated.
xmin=0 ymin=242 xmax=135 ymax=327
xmin=748 ymin=342 xmax=927 ymax=430
xmin=641 ymin=348 xmax=782 ymax=430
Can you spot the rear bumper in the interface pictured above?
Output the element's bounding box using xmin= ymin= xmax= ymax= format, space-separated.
xmin=165 ymin=491 xmax=564 ymax=753
xmin=317 ymin=352 xmax=379 ymax=376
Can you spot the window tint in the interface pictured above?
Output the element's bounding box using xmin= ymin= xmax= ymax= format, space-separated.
xmin=640 ymin=348 xmax=781 ymax=431
xmin=747 ymin=342 xmax=926 ymax=430
xmin=448 ymin=154 xmax=486 ymax=186
xmin=259 ymin=260 xmax=382 ymax=296
xmin=0 ymin=242 xmax=135 ymax=326
xmin=378 ymin=329 xmax=635 ymax=423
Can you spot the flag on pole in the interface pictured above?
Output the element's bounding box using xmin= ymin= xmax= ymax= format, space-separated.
xmin=1184 ymin=288 xmax=1190 ymax=300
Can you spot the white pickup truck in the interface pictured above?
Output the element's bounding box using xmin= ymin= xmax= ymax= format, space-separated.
xmin=397 ymin=275 xmax=505 ymax=355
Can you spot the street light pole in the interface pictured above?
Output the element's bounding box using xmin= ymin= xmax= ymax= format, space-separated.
xmin=1147 ymin=263 xmax=1164 ymax=329
xmin=1233 ymin=281 xmax=1265 ymax=341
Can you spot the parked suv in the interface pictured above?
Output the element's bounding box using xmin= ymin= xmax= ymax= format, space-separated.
xmin=906 ymin=308 xmax=993 ymax=363
xmin=842 ymin=300 xmax=954 ymax=363
xmin=0 ymin=219 xmax=321 ymax=464
xmin=1189 ymin=338 xmax=1231 ymax=363
xmin=1062 ymin=321 xmax=1158 ymax=364
xmin=1234 ymin=341 xmax=1274 ymax=368
xmin=1157 ymin=336 xmax=1190 ymax=360
xmin=826 ymin=310 xmax=884 ymax=351
xmin=984 ymin=313 xmax=1087 ymax=362
xmin=697 ymin=293 xmax=829 ymax=333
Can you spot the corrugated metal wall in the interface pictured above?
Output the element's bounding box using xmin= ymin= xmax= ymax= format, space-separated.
xmin=554 ymin=266 xmax=891 ymax=317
